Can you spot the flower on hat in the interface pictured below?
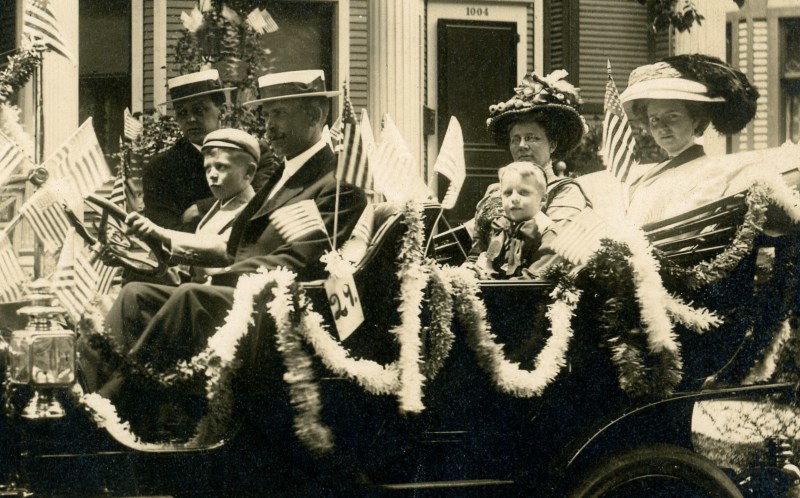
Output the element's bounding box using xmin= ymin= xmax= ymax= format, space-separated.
xmin=486 ymin=70 xmax=587 ymax=156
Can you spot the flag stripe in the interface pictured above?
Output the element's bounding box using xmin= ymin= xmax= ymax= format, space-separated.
xmin=601 ymin=68 xmax=637 ymax=182
xmin=44 ymin=119 xmax=111 ymax=197
xmin=0 ymin=232 xmax=28 ymax=303
xmin=269 ymin=200 xmax=328 ymax=243
xmin=23 ymin=2 xmax=75 ymax=63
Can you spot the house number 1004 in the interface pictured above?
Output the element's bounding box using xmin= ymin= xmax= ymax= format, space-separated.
xmin=466 ymin=7 xmax=489 ymax=16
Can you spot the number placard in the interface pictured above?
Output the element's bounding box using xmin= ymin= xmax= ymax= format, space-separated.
xmin=324 ymin=273 xmax=364 ymax=342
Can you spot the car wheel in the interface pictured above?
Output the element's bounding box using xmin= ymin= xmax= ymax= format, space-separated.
xmin=568 ymin=444 xmax=743 ymax=498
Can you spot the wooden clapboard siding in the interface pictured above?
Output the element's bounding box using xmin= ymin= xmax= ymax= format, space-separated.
xmin=349 ymin=0 xmax=368 ymax=113
xmin=653 ymin=26 xmax=672 ymax=60
xmin=527 ymin=2 xmax=534 ymax=71
xmin=167 ymin=1 xmax=195 ymax=80
xmin=548 ymin=0 xmax=564 ymax=73
xmin=143 ymin=0 xmax=154 ymax=110
xmin=735 ymin=18 xmax=770 ymax=151
xmin=578 ymin=0 xmax=650 ymax=111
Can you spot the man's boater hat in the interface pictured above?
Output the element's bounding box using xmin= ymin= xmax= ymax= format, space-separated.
xmin=166 ymin=69 xmax=235 ymax=104
xmin=243 ymin=69 xmax=339 ymax=106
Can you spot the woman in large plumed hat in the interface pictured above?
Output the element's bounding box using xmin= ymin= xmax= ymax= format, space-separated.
xmin=620 ymin=54 xmax=759 ymax=225
xmin=469 ymin=70 xmax=591 ymax=272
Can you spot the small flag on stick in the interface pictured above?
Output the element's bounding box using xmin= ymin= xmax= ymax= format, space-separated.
xmin=337 ymin=110 xmax=377 ymax=192
xmin=371 ymin=115 xmax=430 ymax=204
xmin=269 ymin=200 xmax=331 ymax=246
xmin=19 ymin=179 xmax=79 ymax=253
xmin=549 ymin=208 xmax=612 ymax=266
xmin=601 ymin=61 xmax=638 ymax=183
xmin=44 ymin=118 xmax=112 ymax=198
xmin=0 ymin=130 xmax=31 ymax=189
xmin=246 ymin=8 xmax=279 ymax=34
xmin=434 ymin=116 xmax=466 ymax=210
xmin=123 ymin=107 xmax=143 ymax=141
xmin=22 ymin=0 xmax=76 ymax=65
xmin=0 ymin=231 xmax=29 ymax=303
xmin=93 ymin=258 xmax=119 ymax=296
xmin=52 ymin=230 xmax=98 ymax=321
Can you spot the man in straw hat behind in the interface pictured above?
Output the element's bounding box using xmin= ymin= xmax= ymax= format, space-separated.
xmin=142 ymin=69 xmax=235 ymax=232
xmin=85 ymin=70 xmax=367 ymax=413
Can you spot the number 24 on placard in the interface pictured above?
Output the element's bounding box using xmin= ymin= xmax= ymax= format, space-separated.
xmin=328 ymin=282 xmax=357 ymax=319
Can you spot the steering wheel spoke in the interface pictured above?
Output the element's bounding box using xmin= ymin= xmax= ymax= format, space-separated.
xmin=72 ymin=194 xmax=169 ymax=276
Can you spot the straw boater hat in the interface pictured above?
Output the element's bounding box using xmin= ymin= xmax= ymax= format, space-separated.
xmin=619 ymin=54 xmax=759 ymax=135
xmin=166 ymin=69 xmax=236 ymax=104
xmin=486 ymin=69 xmax=587 ymax=157
xmin=243 ymin=69 xmax=339 ymax=106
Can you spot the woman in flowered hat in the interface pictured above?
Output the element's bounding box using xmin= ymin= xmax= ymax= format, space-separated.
xmin=620 ymin=54 xmax=759 ymax=225
xmin=469 ymin=70 xmax=591 ymax=274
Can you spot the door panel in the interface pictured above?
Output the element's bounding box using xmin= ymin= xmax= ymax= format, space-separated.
xmin=437 ymin=19 xmax=517 ymax=224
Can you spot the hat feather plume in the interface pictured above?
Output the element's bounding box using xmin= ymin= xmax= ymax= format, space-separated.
xmin=662 ymin=54 xmax=759 ymax=135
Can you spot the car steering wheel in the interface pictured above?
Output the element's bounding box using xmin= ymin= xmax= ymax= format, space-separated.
xmin=65 ymin=194 xmax=169 ymax=276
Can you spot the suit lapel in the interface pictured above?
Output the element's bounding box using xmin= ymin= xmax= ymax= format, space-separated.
xmin=226 ymin=165 xmax=284 ymax=255
xmin=250 ymin=146 xmax=335 ymax=220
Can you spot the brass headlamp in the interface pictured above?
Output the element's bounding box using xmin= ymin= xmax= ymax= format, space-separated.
xmin=8 ymin=280 xmax=75 ymax=419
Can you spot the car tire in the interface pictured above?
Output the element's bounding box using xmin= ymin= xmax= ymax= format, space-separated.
xmin=568 ymin=444 xmax=743 ymax=498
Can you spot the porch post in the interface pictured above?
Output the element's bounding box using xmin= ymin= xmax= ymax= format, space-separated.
xmin=367 ymin=0 xmax=425 ymax=173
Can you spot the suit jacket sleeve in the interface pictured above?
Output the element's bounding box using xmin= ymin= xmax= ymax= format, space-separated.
xmin=142 ymin=153 xmax=186 ymax=230
xmin=166 ymin=230 xmax=230 ymax=267
xmin=212 ymin=183 xmax=367 ymax=286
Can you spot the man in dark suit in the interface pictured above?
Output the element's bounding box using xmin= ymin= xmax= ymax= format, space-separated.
xmin=142 ymin=69 xmax=235 ymax=232
xmin=84 ymin=70 xmax=366 ymax=396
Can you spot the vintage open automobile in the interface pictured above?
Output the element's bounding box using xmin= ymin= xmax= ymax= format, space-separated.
xmin=1 ymin=146 xmax=800 ymax=497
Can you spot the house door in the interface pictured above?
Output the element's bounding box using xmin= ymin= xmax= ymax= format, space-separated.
xmin=437 ymin=19 xmax=517 ymax=224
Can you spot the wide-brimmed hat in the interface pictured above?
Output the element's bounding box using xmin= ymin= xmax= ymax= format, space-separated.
xmin=202 ymin=128 xmax=260 ymax=163
xmin=486 ymin=70 xmax=587 ymax=157
xmin=166 ymin=69 xmax=236 ymax=104
xmin=620 ymin=54 xmax=759 ymax=135
xmin=243 ymin=69 xmax=339 ymax=106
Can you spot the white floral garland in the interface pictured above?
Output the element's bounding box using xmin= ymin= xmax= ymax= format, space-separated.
xmin=296 ymin=298 xmax=399 ymax=395
xmin=389 ymin=202 xmax=428 ymax=413
xmin=73 ymin=386 xmax=176 ymax=451
xmin=744 ymin=319 xmax=794 ymax=385
xmin=268 ymin=273 xmax=334 ymax=455
xmin=447 ymin=266 xmax=579 ymax=398
xmin=77 ymin=268 xmax=290 ymax=446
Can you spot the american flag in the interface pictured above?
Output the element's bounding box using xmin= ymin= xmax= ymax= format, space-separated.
xmin=337 ymin=109 xmax=377 ymax=193
xmin=22 ymin=0 xmax=76 ymax=65
xmin=123 ymin=107 xmax=143 ymax=141
xmin=0 ymin=231 xmax=29 ymax=303
xmin=0 ymin=130 xmax=30 ymax=189
xmin=549 ymin=208 xmax=611 ymax=266
xmin=246 ymin=7 xmax=279 ymax=34
xmin=601 ymin=61 xmax=638 ymax=183
xmin=329 ymin=116 xmax=343 ymax=149
xmin=18 ymin=179 xmax=78 ymax=253
xmin=433 ymin=116 xmax=466 ymax=210
xmin=269 ymin=200 xmax=330 ymax=245
xmin=45 ymin=118 xmax=112 ymax=198
xmin=349 ymin=203 xmax=374 ymax=244
xmin=52 ymin=230 xmax=98 ymax=321
xmin=371 ymin=114 xmax=430 ymax=204
xmin=93 ymin=258 xmax=119 ymax=296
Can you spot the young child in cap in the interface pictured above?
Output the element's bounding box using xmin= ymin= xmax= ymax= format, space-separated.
xmin=473 ymin=161 xmax=552 ymax=279
xmin=126 ymin=128 xmax=258 ymax=282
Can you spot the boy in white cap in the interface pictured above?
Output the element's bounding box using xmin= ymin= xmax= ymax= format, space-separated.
xmin=142 ymin=69 xmax=235 ymax=232
xmin=126 ymin=128 xmax=258 ymax=281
